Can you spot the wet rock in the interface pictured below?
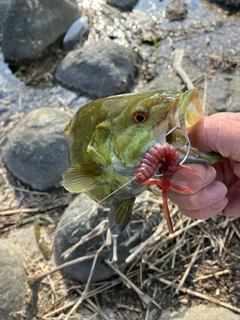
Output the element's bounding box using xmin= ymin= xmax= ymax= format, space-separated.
xmin=165 ymin=0 xmax=188 ymax=21
xmin=205 ymin=74 xmax=240 ymax=112
xmin=3 ymin=108 xmax=71 ymax=190
xmin=63 ymin=16 xmax=90 ymax=46
xmin=54 ymin=193 xmax=141 ymax=283
xmin=107 ymin=0 xmax=139 ymax=11
xmin=0 ymin=240 xmax=26 ymax=320
xmin=147 ymin=73 xmax=182 ymax=91
xmin=55 ymin=41 xmax=138 ymax=98
xmin=207 ymin=0 xmax=240 ymax=12
xmin=0 ymin=0 xmax=11 ymax=39
xmin=160 ymin=305 xmax=240 ymax=319
xmin=2 ymin=0 xmax=80 ymax=64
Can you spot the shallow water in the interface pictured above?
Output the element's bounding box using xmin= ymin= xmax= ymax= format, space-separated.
xmin=1 ymin=0 xmax=240 ymax=123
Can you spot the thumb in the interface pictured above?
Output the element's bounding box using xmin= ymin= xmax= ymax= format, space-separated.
xmin=189 ymin=112 xmax=240 ymax=161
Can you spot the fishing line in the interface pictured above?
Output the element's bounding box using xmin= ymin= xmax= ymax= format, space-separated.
xmin=55 ymin=177 xmax=135 ymax=235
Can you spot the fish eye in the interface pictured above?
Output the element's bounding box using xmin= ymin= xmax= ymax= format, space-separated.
xmin=132 ymin=112 xmax=148 ymax=123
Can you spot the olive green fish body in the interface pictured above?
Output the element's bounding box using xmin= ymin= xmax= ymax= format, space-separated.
xmin=62 ymin=89 xmax=221 ymax=235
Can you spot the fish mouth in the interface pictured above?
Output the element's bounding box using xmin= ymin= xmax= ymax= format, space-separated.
xmin=156 ymin=89 xmax=221 ymax=165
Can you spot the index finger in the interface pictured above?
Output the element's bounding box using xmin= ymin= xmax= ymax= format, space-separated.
xmin=189 ymin=112 xmax=240 ymax=161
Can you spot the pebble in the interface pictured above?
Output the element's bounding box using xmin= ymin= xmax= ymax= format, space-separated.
xmin=63 ymin=16 xmax=90 ymax=45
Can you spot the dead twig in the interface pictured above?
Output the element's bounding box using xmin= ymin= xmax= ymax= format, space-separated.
xmin=105 ymin=259 xmax=156 ymax=308
xmin=173 ymin=48 xmax=194 ymax=90
xmin=158 ymin=278 xmax=240 ymax=314
xmin=29 ymin=253 xmax=97 ymax=283
xmin=193 ymin=269 xmax=231 ymax=282
xmin=61 ymin=220 xmax=108 ymax=259
xmin=65 ymin=243 xmax=106 ymax=320
xmin=175 ymin=238 xmax=203 ymax=293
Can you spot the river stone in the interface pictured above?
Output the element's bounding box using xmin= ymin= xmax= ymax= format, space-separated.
xmin=205 ymin=74 xmax=240 ymax=113
xmin=2 ymin=108 xmax=71 ymax=190
xmin=55 ymin=41 xmax=138 ymax=98
xmin=1 ymin=0 xmax=80 ymax=64
xmin=147 ymin=73 xmax=182 ymax=91
xmin=165 ymin=0 xmax=188 ymax=21
xmin=107 ymin=0 xmax=139 ymax=11
xmin=0 ymin=240 xmax=26 ymax=320
xmin=207 ymin=0 xmax=240 ymax=12
xmin=0 ymin=0 xmax=11 ymax=39
xmin=54 ymin=193 xmax=141 ymax=283
xmin=63 ymin=16 xmax=90 ymax=45
xmin=160 ymin=305 xmax=240 ymax=320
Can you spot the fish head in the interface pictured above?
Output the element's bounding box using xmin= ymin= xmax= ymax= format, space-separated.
xmin=93 ymin=89 xmax=218 ymax=171
xmin=104 ymin=90 xmax=183 ymax=169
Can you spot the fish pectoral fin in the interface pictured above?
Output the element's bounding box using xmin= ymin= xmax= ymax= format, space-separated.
xmin=108 ymin=198 xmax=135 ymax=235
xmin=61 ymin=165 xmax=101 ymax=193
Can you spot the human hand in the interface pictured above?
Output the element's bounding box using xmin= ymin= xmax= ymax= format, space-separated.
xmin=168 ymin=112 xmax=240 ymax=219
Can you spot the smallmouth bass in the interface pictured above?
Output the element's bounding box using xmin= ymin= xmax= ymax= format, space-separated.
xmin=61 ymin=89 xmax=221 ymax=235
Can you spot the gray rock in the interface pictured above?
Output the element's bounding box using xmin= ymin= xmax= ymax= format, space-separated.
xmin=207 ymin=0 xmax=240 ymax=12
xmin=54 ymin=193 xmax=141 ymax=283
xmin=63 ymin=16 xmax=90 ymax=45
xmin=165 ymin=0 xmax=188 ymax=21
xmin=107 ymin=0 xmax=139 ymax=11
xmin=8 ymin=225 xmax=39 ymax=254
xmin=0 ymin=0 xmax=11 ymax=39
xmin=3 ymin=108 xmax=71 ymax=190
xmin=147 ymin=73 xmax=182 ymax=91
xmin=0 ymin=240 xmax=26 ymax=320
xmin=55 ymin=41 xmax=138 ymax=98
xmin=2 ymin=0 xmax=80 ymax=64
xmin=160 ymin=305 xmax=240 ymax=319
xmin=205 ymin=74 xmax=240 ymax=113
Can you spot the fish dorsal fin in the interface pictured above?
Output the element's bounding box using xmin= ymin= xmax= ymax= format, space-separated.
xmin=61 ymin=165 xmax=100 ymax=193
xmin=64 ymin=119 xmax=72 ymax=135
xmin=108 ymin=198 xmax=135 ymax=235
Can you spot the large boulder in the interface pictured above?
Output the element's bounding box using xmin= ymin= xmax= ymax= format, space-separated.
xmin=0 ymin=0 xmax=11 ymax=40
xmin=54 ymin=193 xmax=142 ymax=283
xmin=207 ymin=0 xmax=240 ymax=12
xmin=0 ymin=240 xmax=27 ymax=320
xmin=2 ymin=0 xmax=80 ymax=64
xmin=3 ymin=108 xmax=71 ymax=190
xmin=55 ymin=41 xmax=138 ymax=98
xmin=107 ymin=0 xmax=139 ymax=11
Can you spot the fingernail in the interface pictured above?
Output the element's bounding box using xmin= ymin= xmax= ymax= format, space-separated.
xmin=206 ymin=183 xmax=227 ymax=201
xmin=180 ymin=169 xmax=204 ymax=181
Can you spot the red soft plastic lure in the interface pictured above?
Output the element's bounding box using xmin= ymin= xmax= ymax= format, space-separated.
xmin=135 ymin=142 xmax=195 ymax=233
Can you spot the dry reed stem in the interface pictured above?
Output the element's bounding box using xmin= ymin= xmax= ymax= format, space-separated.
xmin=193 ymin=269 xmax=231 ymax=282
xmin=65 ymin=243 xmax=106 ymax=319
xmin=175 ymin=238 xmax=203 ymax=293
xmin=105 ymin=260 xmax=155 ymax=307
xmin=61 ymin=219 xmax=108 ymax=259
xmin=173 ymin=49 xmax=194 ymax=90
